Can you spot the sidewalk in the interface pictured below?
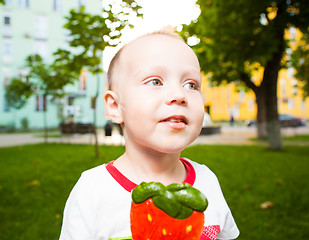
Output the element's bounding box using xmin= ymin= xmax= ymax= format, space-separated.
xmin=0 ymin=125 xmax=308 ymax=148
xmin=194 ymin=125 xmax=309 ymax=145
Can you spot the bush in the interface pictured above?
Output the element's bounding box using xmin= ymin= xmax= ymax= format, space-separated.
xmin=21 ymin=118 xmax=29 ymax=131
xmin=6 ymin=121 xmax=15 ymax=133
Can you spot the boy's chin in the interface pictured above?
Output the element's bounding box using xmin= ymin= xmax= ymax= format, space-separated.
xmin=126 ymin=130 xmax=200 ymax=154
xmin=150 ymin=139 xmax=196 ymax=154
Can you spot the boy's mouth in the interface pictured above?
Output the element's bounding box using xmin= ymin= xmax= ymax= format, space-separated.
xmin=160 ymin=115 xmax=188 ymax=130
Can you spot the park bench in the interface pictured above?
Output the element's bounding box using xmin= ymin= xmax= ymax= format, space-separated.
xmin=59 ymin=123 xmax=95 ymax=134
xmin=199 ymin=126 xmax=221 ymax=135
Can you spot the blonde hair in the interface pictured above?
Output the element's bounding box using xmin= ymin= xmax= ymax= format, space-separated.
xmin=107 ymin=30 xmax=184 ymax=90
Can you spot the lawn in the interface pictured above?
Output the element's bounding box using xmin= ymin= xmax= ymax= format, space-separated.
xmin=283 ymin=134 xmax=309 ymax=141
xmin=0 ymin=143 xmax=308 ymax=239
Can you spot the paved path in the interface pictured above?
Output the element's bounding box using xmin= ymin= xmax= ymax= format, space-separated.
xmin=194 ymin=125 xmax=309 ymax=145
xmin=0 ymin=125 xmax=308 ymax=148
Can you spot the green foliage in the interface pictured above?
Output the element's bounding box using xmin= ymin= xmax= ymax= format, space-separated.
xmin=54 ymin=7 xmax=108 ymax=74
xmin=21 ymin=118 xmax=29 ymax=131
xmin=0 ymin=144 xmax=308 ymax=239
xmin=0 ymin=0 xmax=5 ymax=5
xmin=291 ymin=29 xmax=309 ymax=97
xmin=21 ymin=54 xmax=78 ymax=143
xmin=5 ymin=121 xmax=15 ymax=132
xmin=26 ymin=54 xmax=77 ymax=98
xmin=5 ymin=53 xmax=77 ymax=113
xmin=54 ymin=1 xmax=142 ymax=156
xmin=54 ymin=1 xmax=142 ymax=75
xmin=5 ymin=78 xmax=33 ymax=109
xmin=182 ymin=0 xmax=308 ymax=86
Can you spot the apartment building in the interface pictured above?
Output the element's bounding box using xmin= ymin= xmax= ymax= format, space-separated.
xmin=0 ymin=0 xmax=106 ymax=129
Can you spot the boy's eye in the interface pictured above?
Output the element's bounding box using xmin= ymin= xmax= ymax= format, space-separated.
xmin=184 ymin=82 xmax=199 ymax=90
xmin=146 ymin=78 xmax=163 ymax=86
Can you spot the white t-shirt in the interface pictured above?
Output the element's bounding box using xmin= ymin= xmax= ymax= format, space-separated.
xmin=59 ymin=158 xmax=239 ymax=240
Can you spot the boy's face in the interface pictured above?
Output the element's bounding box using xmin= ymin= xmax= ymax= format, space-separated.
xmin=110 ymin=34 xmax=204 ymax=153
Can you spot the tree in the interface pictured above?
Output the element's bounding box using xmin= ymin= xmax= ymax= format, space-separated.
xmin=5 ymin=78 xmax=33 ymax=110
xmin=5 ymin=78 xmax=33 ymax=129
xmin=4 ymin=54 xmax=75 ymax=139
xmin=25 ymin=54 xmax=77 ymax=144
xmin=55 ymin=1 xmax=142 ymax=158
xmin=0 ymin=0 xmax=5 ymax=5
xmin=182 ymin=0 xmax=309 ymax=150
xmin=291 ymin=29 xmax=309 ymax=97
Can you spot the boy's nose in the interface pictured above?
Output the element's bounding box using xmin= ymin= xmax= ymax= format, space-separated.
xmin=166 ymin=88 xmax=187 ymax=105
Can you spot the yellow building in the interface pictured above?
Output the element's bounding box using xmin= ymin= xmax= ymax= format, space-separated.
xmin=201 ymin=70 xmax=309 ymax=122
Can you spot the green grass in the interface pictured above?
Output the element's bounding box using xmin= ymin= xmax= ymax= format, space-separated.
xmin=283 ymin=134 xmax=309 ymax=141
xmin=182 ymin=145 xmax=309 ymax=239
xmin=0 ymin=144 xmax=308 ymax=239
xmin=250 ymin=134 xmax=309 ymax=143
xmin=33 ymin=130 xmax=62 ymax=138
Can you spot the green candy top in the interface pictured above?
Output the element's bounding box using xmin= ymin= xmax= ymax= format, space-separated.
xmin=131 ymin=182 xmax=208 ymax=219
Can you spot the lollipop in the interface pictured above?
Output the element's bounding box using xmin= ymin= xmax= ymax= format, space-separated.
xmin=130 ymin=182 xmax=208 ymax=240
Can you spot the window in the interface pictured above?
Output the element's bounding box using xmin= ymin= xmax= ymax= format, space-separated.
xmin=3 ymin=97 xmax=10 ymax=112
xmin=288 ymin=98 xmax=294 ymax=110
xmin=78 ymin=0 xmax=87 ymax=8
xmin=79 ymin=69 xmax=87 ymax=91
xmin=292 ymin=79 xmax=298 ymax=96
xmin=280 ymin=79 xmax=287 ymax=99
xmin=301 ymin=100 xmax=305 ymax=112
xmin=18 ymin=0 xmax=30 ymax=8
xmin=248 ymin=100 xmax=255 ymax=111
xmin=2 ymin=67 xmax=11 ymax=111
xmin=68 ymin=96 xmax=74 ymax=106
xmin=287 ymin=67 xmax=294 ymax=78
xmin=34 ymin=40 xmax=48 ymax=59
xmin=18 ymin=68 xmax=30 ymax=82
xmin=239 ymin=90 xmax=245 ymax=103
xmin=2 ymin=67 xmax=12 ymax=86
xmin=34 ymin=15 xmax=48 ymax=40
xmin=3 ymin=39 xmax=12 ymax=63
xmin=289 ymin=27 xmax=296 ymax=41
xmin=4 ymin=16 xmax=10 ymax=25
xmin=53 ymin=0 xmax=62 ymax=12
xmin=3 ymin=12 xmax=12 ymax=37
xmin=4 ymin=0 xmax=13 ymax=7
xmin=36 ymin=95 xmax=46 ymax=111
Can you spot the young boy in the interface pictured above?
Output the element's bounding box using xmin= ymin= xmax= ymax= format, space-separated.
xmin=59 ymin=32 xmax=239 ymax=240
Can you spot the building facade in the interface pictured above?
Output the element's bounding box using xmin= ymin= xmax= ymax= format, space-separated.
xmin=0 ymin=0 xmax=106 ymax=130
xmin=201 ymin=69 xmax=309 ymax=122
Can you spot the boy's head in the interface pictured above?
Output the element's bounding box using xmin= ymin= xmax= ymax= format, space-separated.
xmin=107 ymin=31 xmax=184 ymax=91
xmin=104 ymin=31 xmax=204 ymax=153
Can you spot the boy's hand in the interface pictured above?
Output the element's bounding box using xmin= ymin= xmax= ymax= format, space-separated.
xmin=130 ymin=182 xmax=208 ymax=239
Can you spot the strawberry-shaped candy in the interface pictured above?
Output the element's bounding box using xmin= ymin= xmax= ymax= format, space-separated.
xmin=130 ymin=182 xmax=208 ymax=240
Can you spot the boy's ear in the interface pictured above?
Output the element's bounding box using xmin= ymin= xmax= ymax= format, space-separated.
xmin=104 ymin=90 xmax=123 ymax=124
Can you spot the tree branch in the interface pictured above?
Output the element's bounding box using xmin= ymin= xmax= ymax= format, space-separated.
xmin=239 ymin=71 xmax=258 ymax=94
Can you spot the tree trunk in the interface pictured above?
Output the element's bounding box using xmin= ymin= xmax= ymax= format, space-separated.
xmin=239 ymin=72 xmax=267 ymax=138
xmin=255 ymin=87 xmax=267 ymax=138
xmin=93 ymin=96 xmax=99 ymax=159
xmin=264 ymin=72 xmax=282 ymax=150
xmin=93 ymin=72 xmax=100 ymax=159
xmin=263 ymin=27 xmax=285 ymax=150
xmin=43 ymin=109 xmax=48 ymax=145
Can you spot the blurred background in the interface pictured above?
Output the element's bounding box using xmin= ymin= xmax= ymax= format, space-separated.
xmin=0 ymin=0 xmax=308 ymax=239
xmin=0 ymin=0 xmax=308 ymax=150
